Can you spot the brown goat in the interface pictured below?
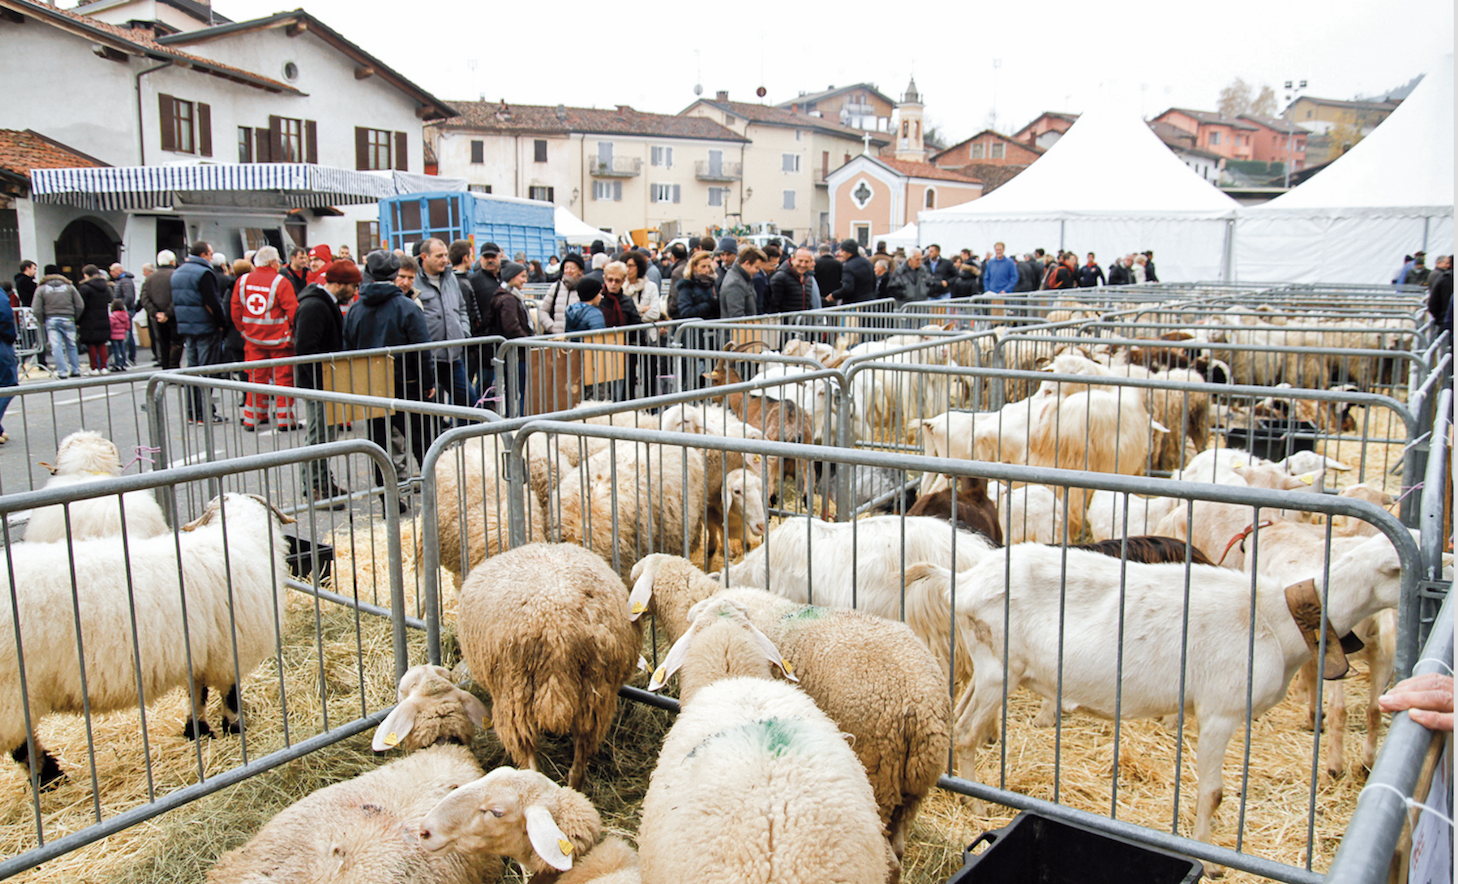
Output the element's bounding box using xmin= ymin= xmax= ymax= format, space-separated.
xmin=1072 ymin=535 xmax=1215 ymax=566
xmin=906 ymin=477 xmax=1003 ymax=546
xmin=703 ymin=342 xmax=816 ymax=484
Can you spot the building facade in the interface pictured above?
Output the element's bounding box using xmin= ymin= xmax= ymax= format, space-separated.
xmin=1152 ymin=109 xmax=1258 ymax=162
xmin=1238 ymin=114 xmax=1308 ymax=172
xmin=1011 ymin=112 xmax=1079 ymax=150
xmin=826 ymin=155 xmax=981 ymax=246
xmin=778 ymin=83 xmax=896 ymax=133
xmin=930 ymin=130 xmax=1044 ymax=169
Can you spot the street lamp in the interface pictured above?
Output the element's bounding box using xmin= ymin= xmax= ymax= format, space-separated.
xmin=1282 ymin=79 xmax=1307 ymax=189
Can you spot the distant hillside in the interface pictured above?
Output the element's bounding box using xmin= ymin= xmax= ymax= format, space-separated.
xmin=1356 ymin=73 xmax=1424 ymax=103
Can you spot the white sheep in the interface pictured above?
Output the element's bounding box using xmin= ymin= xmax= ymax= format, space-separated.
xmin=457 ymin=542 xmax=639 ymax=789
xmin=420 ymin=766 xmax=640 ymax=883
xmin=722 ymin=514 xmax=994 ymax=688
xmin=630 ymin=554 xmax=950 ymax=865
xmin=426 ymin=435 xmax=546 ymax=586
xmin=1 ymin=493 xmax=292 ymax=789
xmin=24 ymin=430 xmax=169 ymax=543
xmin=638 ymin=674 xmax=892 ymax=884
xmin=908 ymin=534 xmax=1401 ymax=849
xmin=209 ymin=665 xmax=494 ymax=883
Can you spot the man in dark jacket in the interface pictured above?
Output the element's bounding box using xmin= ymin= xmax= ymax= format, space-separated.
xmin=140 ymin=250 xmax=179 ymax=369
xmin=1427 ymin=254 xmax=1453 ymax=335
xmin=1015 ymin=254 xmax=1040 ymax=293
xmin=1107 ymin=255 xmax=1132 ymax=286
xmin=923 ymin=244 xmax=957 ymax=299
xmin=1143 ymin=250 xmax=1160 ymax=283
xmin=720 ymin=245 xmax=765 ymax=319
xmin=13 ymin=261 xmax=37 ymax=309
xmin=767 ymin=248 xmax=816 ymax=314
xmin=294 ymin=259 xmax=360 ymax=506
xmin=833 ymin=240 xmax=876 ymax=305
xmin=171 ymin=241 xmax=227 ymax=422
xmin=814 ymin=244 xmax=842 ymax=300
xmin=109 ymin=263 xmax=138 ymax=366
xmin=282 ymin=246 xmax=310 ymax=295
xmin=344 ymin=251 xmax=438 ymax=502
xmin=1076 ymin=253 xmax=1105 ymax=288
xmin=887 ymin=249 xmax=930 ymax=307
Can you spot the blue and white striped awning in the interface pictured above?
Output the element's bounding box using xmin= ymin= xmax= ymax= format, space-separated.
xmin=29 ymin=163 xmax=407 ymax=211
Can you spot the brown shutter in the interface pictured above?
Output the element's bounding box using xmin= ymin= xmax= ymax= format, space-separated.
xmin=268 ymin=115 xmax=284 ymax=163
xmin=355 ymin=127 xmax=369 ymax=170
xmin=197 ymin=103 xmax=213 ymax=157
xmin=394 ymin=132 xmax=407 ymax=171
xmin=255 ymin=127 xmax=271 ymax=163
xmin=304 ymin=120 xmax=318 ymax=164
xmin=159 ymin=94 xmax=177 ymax=152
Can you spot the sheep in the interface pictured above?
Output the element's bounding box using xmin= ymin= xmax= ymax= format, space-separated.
xmin=745 ymin=364 xmax=840 ymax=444
xmin=907 ymin=477 xmax=1002 ymax=546
xmin=457 ymin=542 xmax=639 ymax=789
xmin=638 ymin=675 xmax=892 ymax=884
xmin=25 ymin=430 xmax=169 ymax=543
xmin=721 ymin=514 xmax=994 ymax=687
xmin=1326 ymin=483 xmax=1395 ymax=537
xmin=630 ymin=554 xmax=950 ymax=863
xmin=427 ymin=435 xmax=546 ymax=586
xmin=647 ymin=596 xmax=798 ymax=703
xmin=1085 ymin=490 xmax=1179 ymax=542
xmin=209 ymin=666 xmax=494 ymax=883
xmin=704 ymin=467 xmax=768 ymax=563
xmin=993 ymin=482 xmax=1064 ymax=545
xmin=1 ymin=493 xmax=292 ymax=789
xmin=908 ymin=534 xmax=1401 ymax=850
xmin=419 ymin=766 xmax=640 ymax=884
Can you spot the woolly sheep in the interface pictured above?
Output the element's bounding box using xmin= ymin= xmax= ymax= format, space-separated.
xmin=426 ymin=436 xmax=546 ymax=586
xmin=722 ymin=514 xmax=994 ymax=687
xmin=25 ymin=430 xmax=169 ymax=543
xmin=647 ymin=596 xmax=799 ymax=703
xmin=630 ymin=553 xmax=950 ymax=865
xmin=1 ymin=493 xmax=292 ymax=789
xmin=209 ymin=666 xmax=493 ymax=883
xmin=420 ymin=766 xmax=640 ymax=884
xmin=458 ymin=543 xmax=639 ymax=789
xmin=908 ymin=535 xmax=1401 ymax=849
xmin=638 ymin=676 xmax=891 ymax=884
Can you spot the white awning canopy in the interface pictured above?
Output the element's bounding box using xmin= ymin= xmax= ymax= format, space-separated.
xmin=555 ymin=206 xmax=608 ymax=246
xmin=28 ymin=163 xmax=464 ymax=212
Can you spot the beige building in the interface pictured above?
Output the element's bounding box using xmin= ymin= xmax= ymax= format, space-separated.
xmin=681 ymin=92 xmax=890 ymax=242
xmin=427 ymin=101 xmax=748 ymax=242
xmin=777 ymin=83 xmax=897 ymax=133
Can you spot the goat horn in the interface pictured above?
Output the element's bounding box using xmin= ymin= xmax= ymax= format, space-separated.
xmin=734 ymin=340 xmax=771 ymax=354
xmin=246 ymin=493 xmax=298 ymax=525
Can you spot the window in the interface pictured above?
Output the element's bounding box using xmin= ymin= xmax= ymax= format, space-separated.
xmin=822 ymin=151 xmax=830 ymax=178
xmin=470 ymin=140 xmax=484 ymax=164
xmin=925 ymin=188 xmax=936 ymax=209
xmin=795 ymin=130 xmax=803 ymax=142
xmin=237 ymin=126 xmax=253 ymax=162
xmin=902 ymin=120 xmax=909 ymax=137
xmin=651 ymin=145 xmax=674 ymax=168
xmin=356 ymin=220 xmax=379 ymax=259
xmin=782 ymin=190 xmax=795 ymax=210
xmin=592 ymin=180 xmax=622 ymax=201
xmin=850 ymin=179 xmax=873 ymax=209
xmin=781 ymin=153 xmax=800 ymax=173
xmin=529 ymin=185 xmax=555 ymax=202
xmin=990 ymin=142 xmax=1005 ymax=159
xmin=265 ymin=115 xmax=318 ymax=164
xmin=159 ymin=94 xmax=211 ymax=156
xmin=352 ymin=126 xmax=402 ymax=170
xmin=534 ymin=139 xmax=548 ymax=162
xmin=971 ymin=143 xmax=985 ymax=159
xmin=1208 ymin=131 xmax=1221 ymax=145
xmin=708 ymin=187 xmax=729 ymax=207
xmin=651 ymin=183 xmax=681 ymax=203
xmin=467 ymin=184 xmax=492 ymax=193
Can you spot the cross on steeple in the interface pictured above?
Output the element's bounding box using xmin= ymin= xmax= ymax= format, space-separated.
xmin=862 ymin=131 xmax=872 ymax=155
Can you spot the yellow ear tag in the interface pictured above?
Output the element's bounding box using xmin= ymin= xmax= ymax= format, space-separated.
xmin=631 ymin=602 xmax=645 ymax=614
xmin=781 ymin=659 xmax=794 ymax=676
xmin=558 ymin=839 xmax=574 ymax=856
xmin=1299 ymin=472 xmax=1315 ymax=485
xmin=652 ymin=666 xmax=667 ymax=683
xmin=384 ymin=731 xmax=400 ymax=747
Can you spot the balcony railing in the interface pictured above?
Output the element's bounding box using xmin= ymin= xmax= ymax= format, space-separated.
xmin=590 ymin=157 xmax=642 ymax=177
xmin=694 ymin=160 xmax=742 ymax=182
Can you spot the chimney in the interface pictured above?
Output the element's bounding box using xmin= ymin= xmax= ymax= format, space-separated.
xmin=616 ymin=104 xmax=631 ymax=113
xmin=715 ymin=90 xmax=729 ymax=102
xmin=556 ymin=104 xmax=567 ymax=122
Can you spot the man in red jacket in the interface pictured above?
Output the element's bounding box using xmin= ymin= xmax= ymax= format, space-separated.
xmin=231 ymin=245 xmax=299 ymax=430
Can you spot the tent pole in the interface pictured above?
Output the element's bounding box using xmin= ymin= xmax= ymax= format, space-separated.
xmin=1059 ymin=219 xmax=1065 ymax=251
xmin=1221 ymin=218 xmax=1235 ymax=283
xmin=1422 ymin=216 xmax=1430 ymax=252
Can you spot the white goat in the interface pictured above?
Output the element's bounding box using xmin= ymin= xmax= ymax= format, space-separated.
xmin=25 ymin=430 xmax=169 ymax=543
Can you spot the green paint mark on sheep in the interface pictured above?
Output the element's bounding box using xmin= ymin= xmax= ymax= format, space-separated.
xmin=686 ymin=717 xmax=801 ymax=759
xmin=785 ymin=605 xmax=826 ymax=622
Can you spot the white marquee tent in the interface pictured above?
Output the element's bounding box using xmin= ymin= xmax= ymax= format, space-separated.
xmin=555 ymin=207 xmax=609 ymax=247
xmin=917 ymin=101 xmax=1241 ymax=282
xmin=883 ymin=222 xmax=918 ymax=251
xmin=1235 ymin=55 xmax=1454 ymax=285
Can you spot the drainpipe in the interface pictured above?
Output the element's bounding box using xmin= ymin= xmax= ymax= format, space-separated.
xmin=135 ymin=59 xmax=174 ymax=165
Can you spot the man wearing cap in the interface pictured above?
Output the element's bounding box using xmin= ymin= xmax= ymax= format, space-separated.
xmin=294 ymin=260 xmax=360 ymax=507
xmin=714 ymin=236 xmax=738 ymax=292
xmin=345 ymin=251 xmax=437 ymax=504
xmin=306 ymin=245 xmax=333 ymax=285
xmin=832 ymin=239 xmax=876 ymax=305
xmin=416 ymin=237 xmax=476 ymax=413
xmin=540 ymin=252 xmax=585 ymax=333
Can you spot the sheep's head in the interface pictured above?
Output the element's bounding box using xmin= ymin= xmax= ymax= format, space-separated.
xmin=649 ymin=597 xmax=797 ymax=704
xmin=419 ymin=767 xmax=600 ymax=873
xmin=52 ymin=430 xmax=121 ymax=477
xmin=371 ymin=664 xmax=490 ymax=752
xmin=628 ymin=553 xmax=716 ymax=624
xmin=181 ymin=493 xmax=297 ymax=531
xmin=723 ymin=468 xmax=768 ymax=539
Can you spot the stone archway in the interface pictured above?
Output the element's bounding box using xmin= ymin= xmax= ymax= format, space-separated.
xmin=54 ymin=217 xmax=119 ymax=282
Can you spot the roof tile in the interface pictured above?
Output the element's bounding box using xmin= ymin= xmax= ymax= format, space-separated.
xmin=436 ymin=100 xmax=749 ymax=142
xmin=877 ymin=157 xmax=981 ymax=184
xmin=697 ymin=100 xmax=890 ymax=143
xmin=0 ymin=129 xmax=108 ymax=178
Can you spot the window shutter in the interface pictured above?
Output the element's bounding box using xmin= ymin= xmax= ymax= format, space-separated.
xmin=355 ymin=127 xmax=369 ymax=170
xmin=649 ymin=186 xmax=658 ymax=203
xmin=196 ymin=103 xmax=212 ymax=157
xmin=305 ymin=120 xmax=318 ymax=163
xmin=613 ymin=181 xmax=622 ymax=201
xmin=159 ymin=94 xmax=177 ymax=152
xmin=666 ymin=147 xmax=673 ymax=168
xmin=255 ymin=127 xmax=271 ymax=163
xmin=395 ymin=132 xmax=408 ymax=171
xmin=268 ymin=115 xmax=284 ymax=163
xmin=672 ymin=184 xmax=680 ymax=204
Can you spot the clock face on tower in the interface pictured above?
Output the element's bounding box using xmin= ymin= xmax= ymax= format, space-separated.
xmin=851 ymin=180 xmax=873 ymax=209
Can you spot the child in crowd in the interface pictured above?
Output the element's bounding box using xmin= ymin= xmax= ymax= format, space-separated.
xmin=107 ymin=299 xmax=129 ymax=371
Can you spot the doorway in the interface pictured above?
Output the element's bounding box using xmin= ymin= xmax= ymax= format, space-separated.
xmin=54 ymin=218 xmax=119 ymax=282
xmin=155 ymin=216 xmax=187 ymax=263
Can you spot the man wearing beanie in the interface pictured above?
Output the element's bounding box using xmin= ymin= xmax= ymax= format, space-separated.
xmin=833 ymin=239 xmax=876 ymax=305
xmin=294 ymin=260 xmax=361 ymax=506
xmin=715 ymin=235 xmax=738 ymax=291
xmin=541 ymin=252 xmax=585 ymax=333
xmin=345 ymin=251 xmax=438 ymax=508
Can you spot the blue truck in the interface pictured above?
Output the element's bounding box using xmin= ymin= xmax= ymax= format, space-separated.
xmin=377 ymin=191 xmax=557 ymax=260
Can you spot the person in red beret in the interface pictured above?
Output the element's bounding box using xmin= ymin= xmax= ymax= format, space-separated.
xmin=306 ymin=244 xmax=334 ymax=285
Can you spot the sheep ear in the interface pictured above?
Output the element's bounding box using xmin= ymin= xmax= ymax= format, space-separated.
xmin=627 ymin=564 xmax=656 ymax=621
xmin=746 ymin=620 xmax=798 ymax=683
xmin=648 ymin=625 xmax=699 ymax=691
xmin=1283 ymin=579 xmax=1350 ymax=680
xmin=372 ymin=696 xmax=422 ymax=751
xmin=452 ymin=687 xmax=491 ymax=731
xmin=523 ymin=805 xmax=574 ymax=872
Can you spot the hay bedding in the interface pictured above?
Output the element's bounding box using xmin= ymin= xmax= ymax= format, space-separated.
xmin=0 ymin=502 xmax=1381 ymax=884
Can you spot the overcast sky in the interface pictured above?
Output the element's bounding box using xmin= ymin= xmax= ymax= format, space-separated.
xmin=219 ymin=0 xmax=1452 ymax=143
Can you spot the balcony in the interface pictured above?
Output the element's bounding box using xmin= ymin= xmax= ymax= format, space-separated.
xmin=590 ymin=157 xmax=641 ymax=178
xmin=694 ymin=160 xmax=742 ymax=182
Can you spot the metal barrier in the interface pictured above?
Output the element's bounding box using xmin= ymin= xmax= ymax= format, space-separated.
xmin=0 ymin=440 xmax=405 ymax=878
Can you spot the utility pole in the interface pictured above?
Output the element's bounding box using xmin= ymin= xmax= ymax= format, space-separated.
xmin=1283 ymin=79 xmax=1307 ymax=189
